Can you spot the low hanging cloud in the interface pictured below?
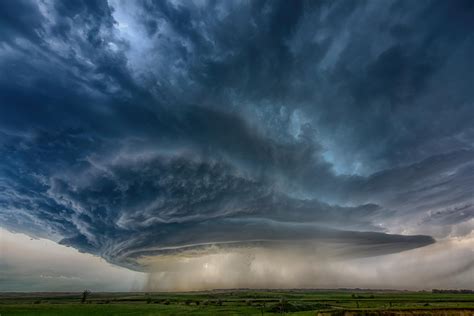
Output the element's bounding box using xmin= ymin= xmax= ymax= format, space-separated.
xmin=0 ymin=0 xmax=473 ymax=287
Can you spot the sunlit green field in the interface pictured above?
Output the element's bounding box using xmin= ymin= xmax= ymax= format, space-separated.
xmin=1 ymin=290 xmax=473 ymax=315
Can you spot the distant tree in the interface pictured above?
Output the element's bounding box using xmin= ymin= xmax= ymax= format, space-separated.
xmin=279 ymin=298 xmax=287 ymax=313
xmin=432 ymin=289 xmax=473 ymax=294
xmin=81 ymin=290 xmax=91 ymax=303
xmin=260 ymin=302 xmax=266 ymax=316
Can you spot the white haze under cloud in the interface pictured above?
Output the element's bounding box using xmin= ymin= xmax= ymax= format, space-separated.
xmin=1 ymin=229 xmax=473 ymax=291
xmin=142 ymin=233 xmax=474 ymax=291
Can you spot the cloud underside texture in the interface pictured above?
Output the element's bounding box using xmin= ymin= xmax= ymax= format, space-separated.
xmin=0 ymin=0 xmax=473 ymax=271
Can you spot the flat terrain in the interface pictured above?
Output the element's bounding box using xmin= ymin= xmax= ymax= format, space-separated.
xmin=0 ymin=290 xmax=473 ymax=315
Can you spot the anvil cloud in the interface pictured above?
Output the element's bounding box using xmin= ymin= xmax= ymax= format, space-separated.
xmin=0 ymin=0 xmax=473 ymax=289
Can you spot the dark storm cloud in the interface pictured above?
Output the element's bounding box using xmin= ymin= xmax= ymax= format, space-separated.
xmin=0 ymin=0 xmax=473 ymax=269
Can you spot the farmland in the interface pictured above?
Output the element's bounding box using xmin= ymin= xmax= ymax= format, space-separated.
xmin=1 ymin=290 xmax=473 ymax=315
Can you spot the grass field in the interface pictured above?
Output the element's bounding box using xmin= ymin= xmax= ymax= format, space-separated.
xmin=1 ymin=290 xmax=473 ymax=315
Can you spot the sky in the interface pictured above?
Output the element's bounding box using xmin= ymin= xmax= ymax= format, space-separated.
xmin=0 ymin=0 xmax=473 ymax=291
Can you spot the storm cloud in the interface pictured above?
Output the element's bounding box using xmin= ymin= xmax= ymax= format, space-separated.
xmin=0 ymin=0 xmax=473 ymax=283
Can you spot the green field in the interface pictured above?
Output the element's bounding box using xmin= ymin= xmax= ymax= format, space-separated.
xmin=1 ymin=290 xmax=473 ymax=315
